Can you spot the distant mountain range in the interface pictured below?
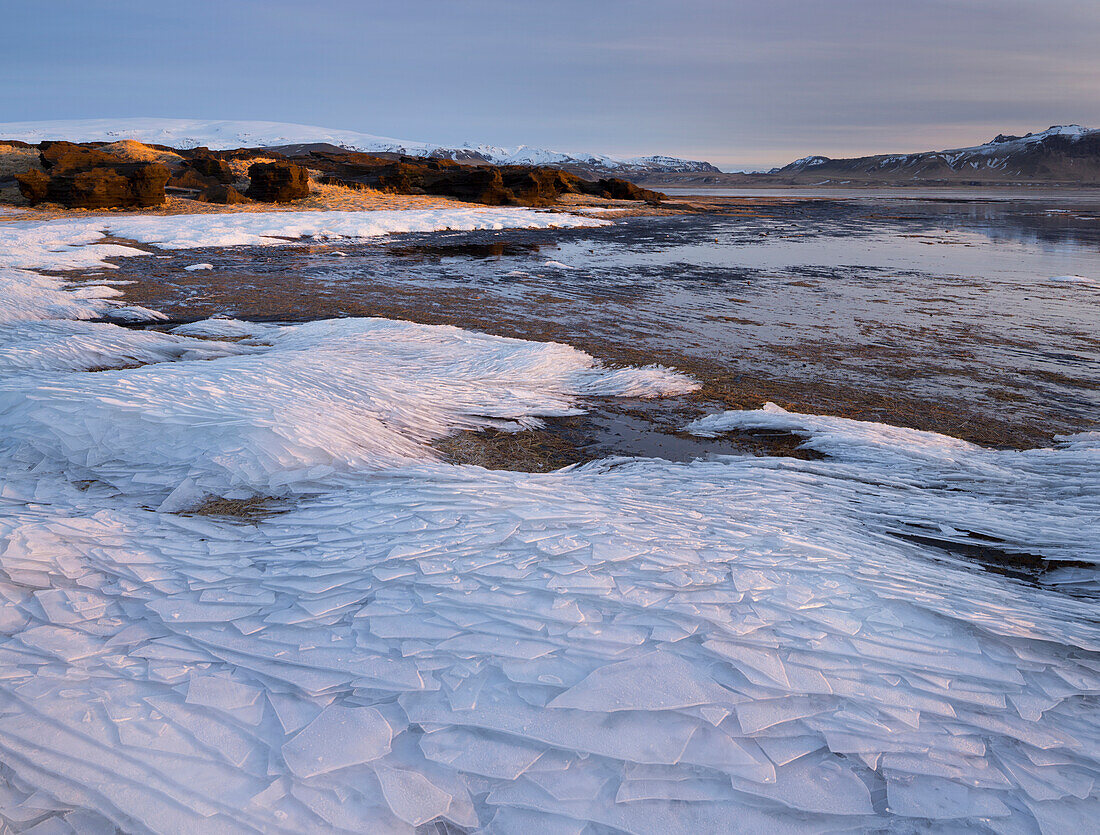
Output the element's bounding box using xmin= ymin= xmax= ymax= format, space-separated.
xmin=640 ymin=126 xmax=1100 ymax=188
xmin=0 ymin=118 xmax=720 ymax=179
xmin=5 ymin=119 xmax=1096 ymax=188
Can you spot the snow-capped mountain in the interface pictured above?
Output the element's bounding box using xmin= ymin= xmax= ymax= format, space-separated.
xmin=0 ymin=118 xmax=719 ymax=177
xmin=768 ymin=125 xmax=1100 ymax=184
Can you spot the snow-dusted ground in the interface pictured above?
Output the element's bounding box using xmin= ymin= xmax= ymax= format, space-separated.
xmin=0 ymin=208 xmax=1097 ymax=832
xmin=0 ymin=118 xmax=715 ymax=174
xmin=0 ymin=208 xmax=609 ymax=274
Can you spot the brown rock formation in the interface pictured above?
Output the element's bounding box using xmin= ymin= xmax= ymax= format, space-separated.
xmin=197 ymin=184 xmax=250 ymax=204
xmin=17 ymin=142 xmax=170 ymax=208
xmin=290 ymin=150 xmax=664 ymax=206
xmin=245 ymin=161 xmax=311 ymax=202
xmin=14 ymin=169 xmax=48 ymax=204
xmin=187 ymin=153 xmax=234 ymax=183
xmin=168 ymin=167 xmax=220 ymax=191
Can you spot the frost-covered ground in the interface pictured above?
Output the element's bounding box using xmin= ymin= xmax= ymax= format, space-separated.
xmin=0 ymin=208 xmax=1098 ymax=833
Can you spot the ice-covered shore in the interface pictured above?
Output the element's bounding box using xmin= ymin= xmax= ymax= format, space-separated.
xmin=0 ymin=209 xmax=1097 ymax=833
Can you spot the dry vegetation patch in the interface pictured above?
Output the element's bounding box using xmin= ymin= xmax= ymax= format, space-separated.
xmin=98 ymin=140 xmax=184 ymax=167
xmin=0 ymin=143 xmax=43 ymax=177
xmin=184 ymin=495 xmax=289 ymax=522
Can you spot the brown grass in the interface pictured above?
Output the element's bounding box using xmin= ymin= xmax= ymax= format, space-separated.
xmin=184 ymin=495 xmax=287 ymax=522
xmin=434 ymin=423 xmax=594 ymax=472
xmin=99 ymin=140 xmax=184 ymax=167
xmin=0 ymin=186 xmax=494 ymax=220
xmin=0 ymin=183 xmax=662 ymax=220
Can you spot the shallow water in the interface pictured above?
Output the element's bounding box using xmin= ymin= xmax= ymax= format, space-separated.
xmin=110 ymin=194 xmax=1100 ymax=442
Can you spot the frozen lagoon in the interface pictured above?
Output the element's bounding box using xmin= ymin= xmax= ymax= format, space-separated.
xmin=0 ymin=199 xmax=1098 ymax=832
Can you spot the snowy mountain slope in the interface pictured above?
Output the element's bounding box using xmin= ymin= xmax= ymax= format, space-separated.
xmin=0 ymin=117 xmax=720 ymax=177
xmin=769 ymin=125 xmax=1100 ymax=184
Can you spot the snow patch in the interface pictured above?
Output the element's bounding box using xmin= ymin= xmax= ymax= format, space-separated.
xmin=0 ymin=209 xmax=608 ymax=275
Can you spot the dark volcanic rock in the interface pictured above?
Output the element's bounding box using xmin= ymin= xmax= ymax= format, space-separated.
xmin=187 ymin=154 xmax=233 ymax=183
xmin=282 ymin=149 xmax=665 ymax=206
xmin=300 ymin=149 xmax=402 ymax=175
xmin=592 ymin=178 xmax=663 ymax=202
xmin=20 ymin=143 xmax=171 ymax=208
xmin=38 ymin=141 xmax=120 ymax=172
xmin=15 ymin=141 xmax=172 ymax=208
xmin=422 ymin=166 xmax=512 ymax=204
xmin=197 ymin=184 xmax=250 ymax=205
xmin=47 ymin=165 xmax=170 ymax=209
xmin=168 ymin=167 xmax=221 ymax=191
xmin=499 ymin=168 xmax=582 ymax=206
xmin=246 ymin=161 xmax=311 ymax=202
xmin=373 ymin=162 xmax=423 ymax=195
xmin=15 ymin=169 xmax=48 ymax=204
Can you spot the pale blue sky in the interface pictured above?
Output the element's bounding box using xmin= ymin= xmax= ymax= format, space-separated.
xmin=4 ymin=0 xmax=1099 ymax=169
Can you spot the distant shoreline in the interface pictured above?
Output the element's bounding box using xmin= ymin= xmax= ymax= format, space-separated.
xmin=649 ymin=185 xmax=1100 ymax=201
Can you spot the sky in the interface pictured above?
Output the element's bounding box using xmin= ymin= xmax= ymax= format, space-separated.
xmin=3 ymin=0 xmax=1099 ymax=170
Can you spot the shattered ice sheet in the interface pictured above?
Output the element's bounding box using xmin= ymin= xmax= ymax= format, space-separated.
xmin=0 ymin=215 xmax=1097 ymax=833
xmin=687 ymin=404 xmax=1100 ymax=572
xmin=1 ymin=417 xmax=1098 ymax=832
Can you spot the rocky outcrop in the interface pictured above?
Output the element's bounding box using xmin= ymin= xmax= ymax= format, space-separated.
xmin=17 ymin=142 xmax=170 ymax=208
xmin=245 ymin=161 xmax=310 ymax=202
xmin=187 ymin=153 xmax=233 ymax=183
xmin=5 ymin=137 xmax=663 ymax=209
xmin=592 ymin=178 xmax=662 ymax=201
xmin=197 ymin=184 xmax=250 ymax=205
xmin=48 ymin=166 xmax=170 ymax=209
xmin=417 ymin=165 xmax=513 ymax=205
xmin=294 ymin=150 xmax=664 ymax=206
xmin=168 ymin=167 xmax=219 ymax=192
xmin=166 ymin=167 xmax=250 ymax=204
xmin=39 ymin=141 xmax=121 ymax=172
xmin=499 ymin=168 xmax=580 ymax=205
xmin=14 ymin=169 xmax=48 ymax=204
